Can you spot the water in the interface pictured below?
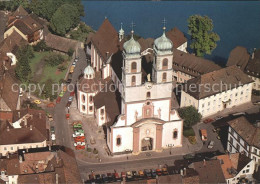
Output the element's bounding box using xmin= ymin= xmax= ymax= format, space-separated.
xmin=81 ymin=1 xmax=260 ymax=65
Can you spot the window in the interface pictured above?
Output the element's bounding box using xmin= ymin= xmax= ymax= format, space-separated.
xmin=146 ymin=109 xmax=150 ymax=116
xmin=82 ymin=95 xmax=85 ymax=103
xmin=162 ymin=73 xmax=167 ymax=82
xmin=202 ymin=104 xmax=204 ymax=108
xmin=146 ymin=92 xmax=151 ymax=99
xmin=246 ymin=169 xmax=249 ymax=173
xmin=235 ymin=93 xmax=238 ymax=97
xmin=11 ymin=147 xmax=13 ymax=150
xmin=4 ymin=147 xmax=7 ymax=151
xmin=89 ymin=106 xmax=93 ymax=111
xmin=89 ymin=96 xmax=93 ymax=103
xmin=131 ymin=76 xmax=136 ymax=86
xmin=208 ymin=102 xmax=210 ymax=106
xmin=131 ymin=62 xmax=137 ymax=73
xmin=101 ymin=109 xmax=104 ymax=115
xmin=230 ymin=137 xmax=233 ymax=144
xmin=162 ymin=58 xmax=168 ymax=70
xmin=237 ymin=136 xmax=240 ymax=144
xmin=173 ymin=130 xmax=178 ymax=139
xmin=229 ymin=144 xmax=232 ymax=152
xmin=236 ymin=144 xmax=240 ymax=151
xmin=231 ymin=129 xmax=234 ymax=135
xmin=241 ymin=91 xmax=243 ymax=95
xmin=116 ymin=137 xmax=121 ymax=146
xmin=82 ymin=105 xmax=85 ymax=111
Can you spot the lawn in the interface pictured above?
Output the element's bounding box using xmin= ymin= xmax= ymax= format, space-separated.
xmin=29 ymin=51 xmax=69 ymax=83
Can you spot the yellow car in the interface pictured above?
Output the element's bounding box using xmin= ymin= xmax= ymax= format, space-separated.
xmin=34 ymin=100 xmax=41 ymax=104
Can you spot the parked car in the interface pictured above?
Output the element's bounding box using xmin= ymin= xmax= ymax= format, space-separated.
xmin=56 ymin=96 xmax=61 ymax=104
xmin=73 ymin=124 xmax=82 ymax=129
xmin=74 ymin=142 xmax=85 ymax=146
xmin=75 ymin=145 xmax=85 ymax=150
xmin=34 ymin=99 xmax=41 ymax=104
xmin=94 ymin=174 xmax=101 ymax=183
xmin=70 ymin=91 xmax=75 ymax=96
xmin=203 ymin=118 xmax=214 ymax=124
xmin=73 ymin=121 xmax=82 ymax=125
xmin=183 ymin=154 xmax=195 ymax=160
xmin=107 ymin=173 xmax=114 ymax=182
xmin=51 ymin=134 xmax=56 ymax=141
xmin=88 ymin=174 xmax=95 ymax=181
xmin=114 ymin=172 xmax=121 ymax=182
xmin=62 ymin=85 xmax=67 ymax=92
xmin=65 ymin=113 xmax=70 ymax=120
xmin=151 ymin=169 xmax=157 ymax=178
xmin=47 ymin=103 xmax=55 ymax=108
xmin=232 ymin=112 xmax=246 ymax=116
xmin=215 ymin=116 xmax=223 ymax=120
xmin=68 ymin=96 xmax=73 ymax=102
xmin=75 ymin=57 xmax=79 ymax=62
xmin=101 ymin=174 xmax=109 ymax=183
xmin=66 ymin=78 xmax=72 ymax=84
xmin=47 ymin=114 xmax=53 ymax=121
xmin=75 ymin=129 xmax=84 ymax=134
xmin=200 ymin=129 xmax=207 ymax=141
xmin=208 ymin=141 xmax=215 ymax=149
xmin=50 ymin=126 xmax=55 ymax=134
xmin=72 ymin=61 xmax=76 ymax=66
xmin=74 ymin=136 xmax=85 ymax=142
xmin=126 ymin=171 xmax=133 ymax=180
xmin=144 ymin=169 xmax=152 ymax=179
xmin=156 ymin=169 xmax=162 ymax=176
xmin=132 ymin=171 xmax=139 ymax=180
xmin=121 ymin=172 xmax=126 ymax=179
xmin=69 ymin=65 xmax=75 ymax=73
xmin=59 ymin=91 xmax=65 ymax=97
xmin=73 ymin=132 xmax=84 ymax=137
xmin=162 ymin=167 xmax=169 ymax=175
xmin=138 ymin=170 xmax=144 ymax=179
xmin=66 ymin=101 xmax=72 ymax=108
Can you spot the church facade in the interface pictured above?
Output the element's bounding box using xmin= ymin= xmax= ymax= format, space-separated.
xmin=79 ymin=19 xmax=183 ymax=154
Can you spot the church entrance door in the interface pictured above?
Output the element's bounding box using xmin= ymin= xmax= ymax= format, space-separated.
xmin=141 ymin=137 xmax=153 ymax=151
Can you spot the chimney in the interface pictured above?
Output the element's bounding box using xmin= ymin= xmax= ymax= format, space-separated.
xmin=183 ymin=168 xmax=186 ymax=176
xmin=106 ymin=51 xmax=109 ymax=59
xmin=39 ymin=113 xmax=41 ymax=119
xmin=7 ymin=126 xmax=10 ymax=132
xmin=180 ymin=169 xmax=183 ymax=176
xmin=19 ymin=155 xmax=23 ymax=163
xmin=48 ymin=144 xmax=51 ymax=151
xmin=29 ymin=125 xmax=32 ymax=130
xmin=56 ymin=173 xmax=59 ymax=184
xmin=18 ymin=112 xmax=20 ymax=118
xmin=203 ymin=159 xmax=206 ymax=167
xmin=24 ymin=118 xmax=27 ymax=127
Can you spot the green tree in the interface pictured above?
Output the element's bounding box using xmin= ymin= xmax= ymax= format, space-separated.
xmin=42 ymin=78 xmax=56 ymax=101
xmin=67 ymin=48 xmax=74 ymax=57
xmin=50 ymin=4 xmax=80 ymax=36
xmin=44 ymin=53 xmax=64 ymax=66
xmin=188 ymin=15 xmax=220 ymax=57
xmin=33 ymin=40 xmax=50 ymax=52
xmin=178 ymin=106 xmax=202 ymax=128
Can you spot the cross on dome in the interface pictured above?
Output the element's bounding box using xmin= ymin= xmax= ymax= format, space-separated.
xmin=162 ymin=18 xmax=167 ymax=31
xmin=130 ymin=21 xmax=135 ymax=36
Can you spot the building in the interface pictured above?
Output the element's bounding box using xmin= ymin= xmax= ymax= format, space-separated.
xmin=180 ymin=65 xmax=253 ymax=117
xmin=217 ymin=153 xmax=255 ymax=184
xmin=244 ymin=48 xmax=260 ymax=90
xmin=0 ymin=63 xmax=21 ymax=112
xmin=4 ymin=6 xmax=44 ymax=45
xmin=79 ymin=19 xmax=184 ymax=155
xmin=0 ymin=148 xmax=81 ymax=184
xmin=0 ymin=30 xmax=27 ymax=65
xmin=0 ymin=109 xmax=49 ymax=156
xmin=226 ymin=46 xmax=250 ymax=71
xmin=189 ymin=159 xmax=226 ymax=183
xmin=227 ymin=116 xmax=260 ymax=168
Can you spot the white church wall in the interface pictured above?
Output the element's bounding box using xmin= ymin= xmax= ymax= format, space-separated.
xmin=162 ymin=121 xmax=183 ymax=148
xmin=152 ymin=99 xmax=170 ymax=121
xmin=126 ymin=102 xmax=144 ymax=126
xmin=112 ymin=127 xmax=133 ymax=153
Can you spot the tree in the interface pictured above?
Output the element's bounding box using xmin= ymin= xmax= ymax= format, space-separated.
xmin=178 ymin=106 xmax=202 ymax=128
xmin=50 ymin=4 xmax=80 ymax=36
xmin=188 ymin=15 xmax=220 ymax=57
xmin=67 ymin=48 xmax=74 ymax=57
xmin=33 ymin=40 xmax=50 ymax=52
xmin=44 ymin=53 xmax=64 ymax=66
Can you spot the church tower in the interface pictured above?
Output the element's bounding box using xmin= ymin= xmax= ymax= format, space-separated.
xmin=122 ymin=30 xmax=142 ymax=89
xmin=152 ymin=26 xmax=173 ymax=84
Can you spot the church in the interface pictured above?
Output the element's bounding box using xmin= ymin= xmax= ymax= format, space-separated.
xmin=78 ymin=19 xmax=183 ymax=155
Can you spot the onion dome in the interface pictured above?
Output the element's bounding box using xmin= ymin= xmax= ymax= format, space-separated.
xmin=123 ymin=31 xmax=141 ymax=55
xmin=154 ymin=27 xmax=173 ymax=52
xmin=84 ymin=65 xmax=95 ymax=79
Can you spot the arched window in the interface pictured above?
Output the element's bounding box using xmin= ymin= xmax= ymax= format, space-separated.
xmin=116 ymin=137 xmax=121 ymax=146
xmin=162 ymin=72 xmax=167 ymax=82
xmin=131 ymin=62 xmax=137 ymax=73
xmin=82 ymin=105 xmax=85 ymax=111
xmin=146 ymin=92 xmax=151 ymax=99
xmin=82 ymin=95 xmax=85 ymax=103
xmin=101 ymin=109 xmax=104 ymax=115
xmin=131 ymin=76 xmax=136 ymax=86
xmin=173 ymin=130 xmax=178 ymax=139
xmin=162 ymin=58 xmax=168 ymax=70
xmin=89 ymin=95 xmax=93 ymax=103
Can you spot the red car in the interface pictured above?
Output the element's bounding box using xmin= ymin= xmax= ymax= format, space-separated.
xmin=56 ymin=96 xmax=61 ymax=104
xmin=70 ymin=91 xmax=75 ymax=96
xmin=75 ymin=145 xmax=85 ymax=150
xmin=47 ymin=102 xmax=55 ymax=108
xmin=65 ymin=113 xmax=70 ymax=120
xmin=203 ymin=118 xmax=214 ymax=124
xmin=74 ymin=136 xmax=85 ymax=142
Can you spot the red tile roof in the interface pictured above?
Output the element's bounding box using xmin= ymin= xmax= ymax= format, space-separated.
xmin=166 ymin=27 xmax=187 ymax=48
xmin=227 ymin=46 xmax=250 ymax=70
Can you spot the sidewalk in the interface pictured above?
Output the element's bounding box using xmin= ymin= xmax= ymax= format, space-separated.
xmin=69 ymin=101 xmax=204 ymax=164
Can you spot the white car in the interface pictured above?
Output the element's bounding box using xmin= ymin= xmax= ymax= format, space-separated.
xmin=51 ymin=134 xmax=56 ymax=141
xmin=72 ymin=61 xmax=76 ymax=66
xmin=68 ymin=96 xmax=73 ymax=102
xmin=207 ymin=141 xmax=214 ymax=149
xmin=72 ymin=132 xmax=84 ymax=137
xmin=74 ymin=142 xmax=85 ymax=146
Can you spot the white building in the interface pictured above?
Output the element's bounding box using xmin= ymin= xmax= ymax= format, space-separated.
xmin=0 ymin=109 xmax=49 ymax=156
xmin=80 ymin=21 xmax=184 ymax=155
xmin=217 ymin=153 xmax=256 ymax=184
xmin=180 ymin=66 xmax=254 ymax=117
xmin=227 ymin=116 xmax=260 ymax=169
